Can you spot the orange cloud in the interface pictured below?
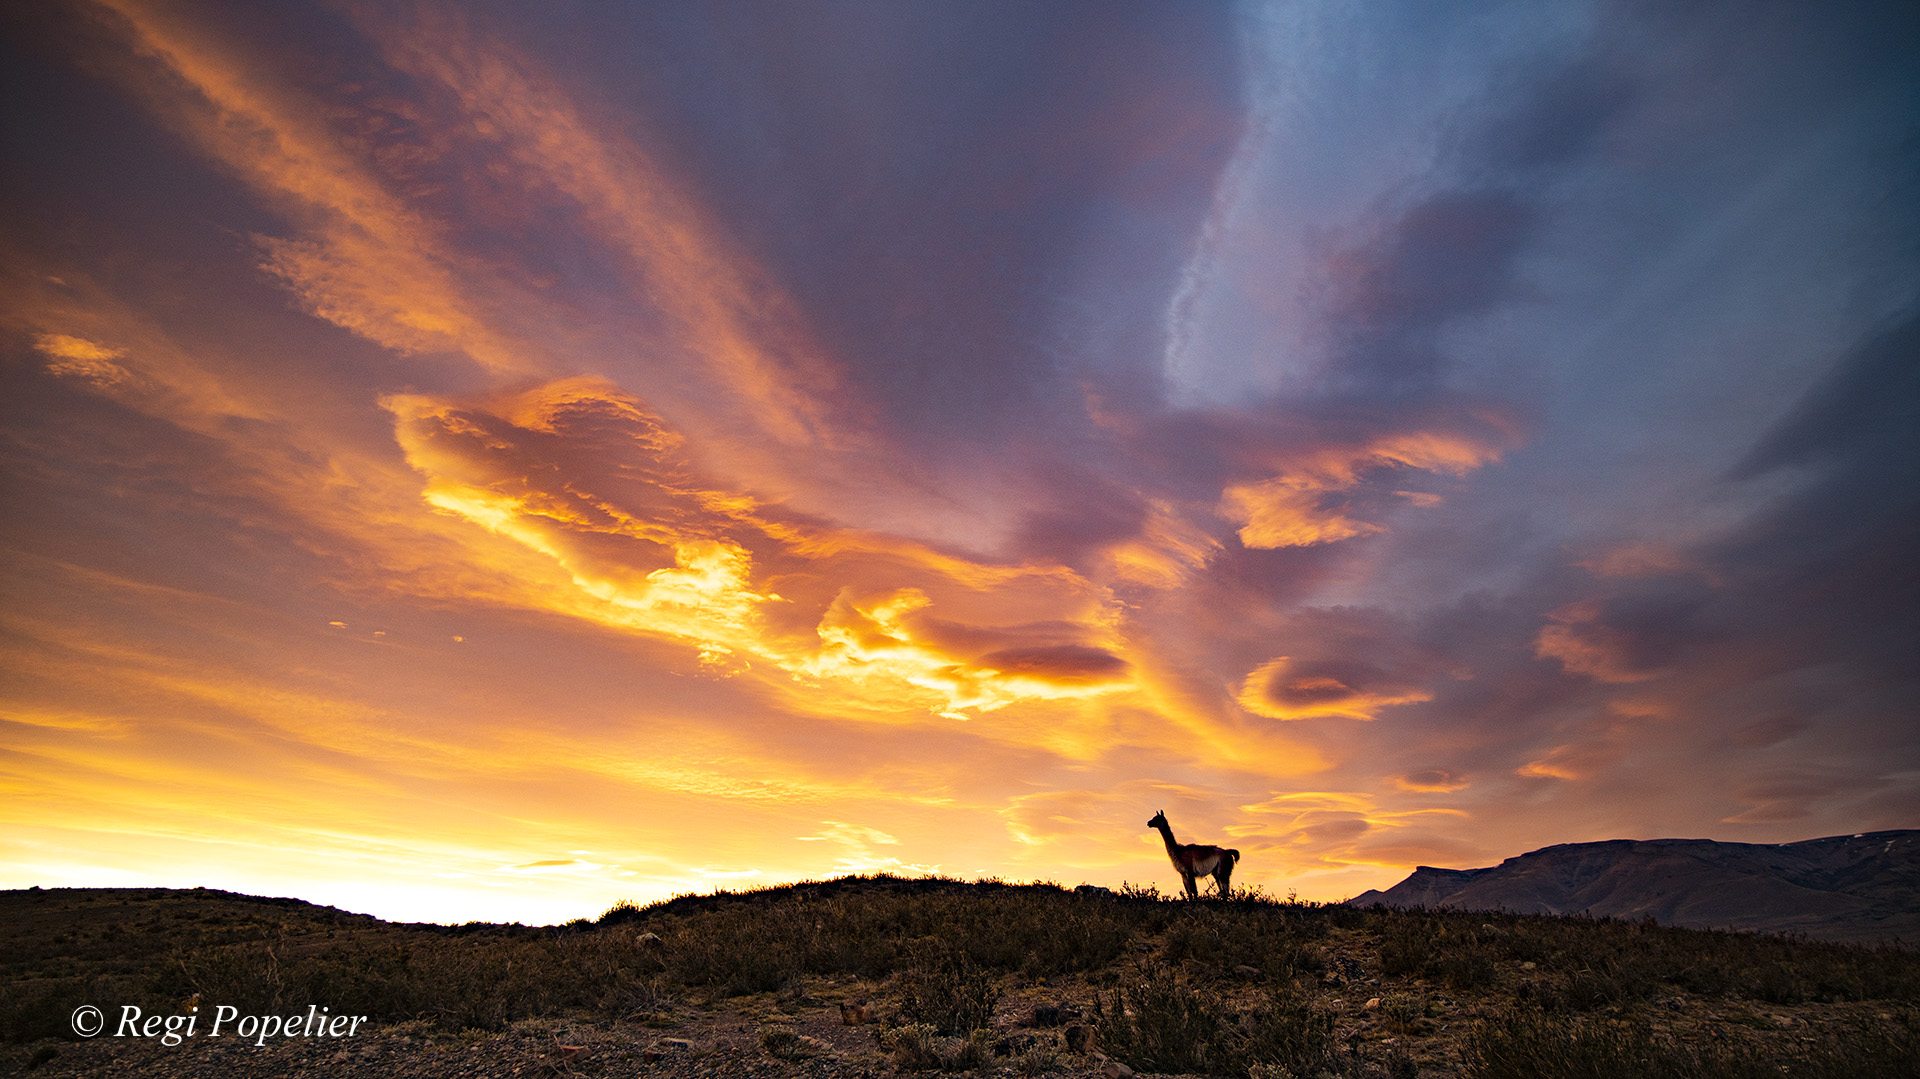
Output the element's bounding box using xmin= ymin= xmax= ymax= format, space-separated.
xmin=31 ymin=333 xmax=134 ymax=387
xmin=384 ymin=378 xmax=1134 ymax=721
xmin=74 ymin=0 xmax=903 ymax=561
xmin=1393 ymin=769 xmax=1469 ymax=793
xmin=359 ymin=4 xmax=850 ymax=451
xmin=1102 ymin=502 xmax=1222 ymax=588
xmin=2 ymin=267 xmax=268 ymax=426
xmin=1516 ymin=741 xmax=1621 ymax=781
xmin=1533 ymin=600 xmax=1663 ymax=683
xmin=87 ymin=0 xmax=532 ymax=374
xmin=1221 ymin=477 xmax=1381 ymax=547
xmin=2 ymin=267 xmax=605 ymax=644
xmin=1575 ymin=540 xmax=1723 ymax=588
xmin=1237 ymin=656 xmax=1432 ymax=721
xmin=1220 ymin=430 xmax=1503 ymax=549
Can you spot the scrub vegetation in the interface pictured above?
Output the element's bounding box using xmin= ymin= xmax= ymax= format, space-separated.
xmin=2 ymin=877 xmax=1916 ymax=1077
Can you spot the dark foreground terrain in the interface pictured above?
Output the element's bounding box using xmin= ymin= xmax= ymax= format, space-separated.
xmin=2 ymin=877 xmax=1916 ymax=1078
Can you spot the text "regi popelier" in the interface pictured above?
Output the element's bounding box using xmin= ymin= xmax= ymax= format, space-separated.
xmin=116 ymin=1004 xmax=367 ymax=1047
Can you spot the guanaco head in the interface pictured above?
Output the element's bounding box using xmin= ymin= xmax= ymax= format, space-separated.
xmin=1147 ymin=810 xmax=1167 ymax=830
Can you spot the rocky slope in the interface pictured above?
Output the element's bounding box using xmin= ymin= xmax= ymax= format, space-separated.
xmin=1347 ymin=830 xmax=1919 ymax=944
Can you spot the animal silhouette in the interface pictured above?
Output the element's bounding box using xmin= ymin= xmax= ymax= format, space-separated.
xmin=1147 ymin=810 xmax=1240 ymax=898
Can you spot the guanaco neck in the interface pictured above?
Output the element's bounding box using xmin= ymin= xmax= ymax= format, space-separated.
xmin=1152 ymin=818 xmax=1180 ymax=857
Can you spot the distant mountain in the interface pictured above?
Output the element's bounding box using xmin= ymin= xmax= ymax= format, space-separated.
xmin=1346 ymin=830 xmax=1920 ymax=945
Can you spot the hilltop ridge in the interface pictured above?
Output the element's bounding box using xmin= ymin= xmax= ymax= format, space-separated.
xmin=1347 ymin=830 xmax=1920 ymax=944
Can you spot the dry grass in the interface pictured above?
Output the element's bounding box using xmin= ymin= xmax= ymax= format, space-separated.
xmin=3 ymin=878 xmax=1916 ymax=1077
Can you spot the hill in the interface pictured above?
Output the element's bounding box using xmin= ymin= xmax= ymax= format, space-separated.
xmin=1347 ymin=830 xmax=1920 ymax=944
xmin=3 ymin=877 xmax=1917 ymax=1078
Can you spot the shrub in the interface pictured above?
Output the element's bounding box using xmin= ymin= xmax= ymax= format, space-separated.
xmin=896 ymin=937 xmax=1001 ymax=1036
xmin=1465 ymin=1008 xmax=1920 ymax=1079
xmin=880 ymin=1022 xmax=992 ymax=1072
xmin=1375 ymin=913 xmax=1502 ymax=990
xmin=1164 ymin=903 xmax=1326 ymax=981
xmin=1092 ymin=963 xmax=1335 ymax=1078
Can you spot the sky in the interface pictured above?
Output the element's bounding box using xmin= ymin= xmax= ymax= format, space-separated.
xmin=1 ymin=0 xmax=1915 ymax=926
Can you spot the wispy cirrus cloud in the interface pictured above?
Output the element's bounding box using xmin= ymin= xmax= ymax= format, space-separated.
xmin=31 ymin=333 xmax=134 ymax=387
xmin=356 ymin=2 xmax=857 ymax=452
xmin=84 ymin=0 xmax=534 ymax=374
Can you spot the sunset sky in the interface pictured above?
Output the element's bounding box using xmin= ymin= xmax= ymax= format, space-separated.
xmin=3 ymin=0 xmax=1916 ymax=926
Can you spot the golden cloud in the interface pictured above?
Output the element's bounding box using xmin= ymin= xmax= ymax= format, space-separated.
xmin=1221 ymin=430 xmax=1504 ymax=550
xmin=1102 ymin=501 xmax=1222 ymax=588
xmin=1221 ymin=477 xmax=1380 ymax=548
xmin=384 ymin=378 xmax=1134 ymax=721
xmin=1237 ymin=656 xmax=1432 ymax=721
xmin=31 ymin=333 xmax=134 ymax=387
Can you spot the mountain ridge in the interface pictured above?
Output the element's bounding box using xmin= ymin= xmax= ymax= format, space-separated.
xmin=1346 ymin=829 xmax=1919 ymax=945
